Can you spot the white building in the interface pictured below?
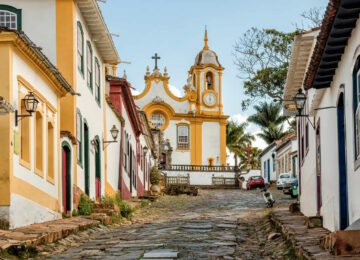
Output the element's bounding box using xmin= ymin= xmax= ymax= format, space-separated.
xmin=259 ymin=142 xmax=277 ymax=183
xmin=275 ymin=133 xmax=298 ymax=179
xmin=283 ymin=0 xmax=360 ymax=232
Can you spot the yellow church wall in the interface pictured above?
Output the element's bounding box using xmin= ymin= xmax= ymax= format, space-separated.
xmin=0 ymin=45 xmax=13 ymax=206
xmin=56 ymin=0 xmax=78 ymax=185
xmin=220 ymin=121 xmax=227 ymax=165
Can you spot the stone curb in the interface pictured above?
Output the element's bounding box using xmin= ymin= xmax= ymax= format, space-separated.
xmin=0 ymin=216 xmax=106 ymax=253
xmin=270 ymin=208 xmax=353 ymax=260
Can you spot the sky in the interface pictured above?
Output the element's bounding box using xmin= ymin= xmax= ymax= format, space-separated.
xmin=99 ymin=0 xmax=327 ymax=149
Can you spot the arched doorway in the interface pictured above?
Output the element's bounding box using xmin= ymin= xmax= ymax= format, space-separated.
xmin=94 ymin=136 xmax=101 ymax=200
xmin=337 ymin=92 xmax=348 ymax=230
xmin=62 ymin=142 xmax=71 ymax=213
xmin=84 ymin=122 xmax=90 ymax=196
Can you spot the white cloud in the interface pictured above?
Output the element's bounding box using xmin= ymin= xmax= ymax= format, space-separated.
xmin=228 ymin=113 xmax=268 ymax=150
xmin=168 ymin=84 xmax=184 ymax=98
xmin=131 ymin=89 xmax=140 ymax=95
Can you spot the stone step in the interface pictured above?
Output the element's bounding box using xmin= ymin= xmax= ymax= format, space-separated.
xmin=142 ymin=249 xmax=179 ymax=259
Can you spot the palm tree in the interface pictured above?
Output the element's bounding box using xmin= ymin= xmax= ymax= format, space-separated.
xmin=248 ymin=102 xmax=288 ymax=128
xmin=239 ymin=147 xmax=262 ymax=170
xmin=257 ymin=122 xmax=288 ymax=144
xmin=226 ymin=120 xmax=255 ymax=166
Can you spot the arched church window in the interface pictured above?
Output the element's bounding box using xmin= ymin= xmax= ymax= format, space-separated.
xmin=150 ymin=113 xmax=165 ymax=128
xmin=177 ymin=125 xmax=189 ymax=150
xmin=0 ymin=5 xmax=21 ymax=30
xmin=193 ymin=74 xmax=196 ymax=88
xmin=206 ymin=72 xmax=214 ymax=90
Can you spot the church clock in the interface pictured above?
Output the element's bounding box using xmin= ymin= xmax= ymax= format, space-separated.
xmin=203 ymin=92 xmax=217 ymax=107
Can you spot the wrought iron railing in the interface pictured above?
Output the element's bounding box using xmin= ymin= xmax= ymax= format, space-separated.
xmin=159 ymin=164 xmax=240 ymax=172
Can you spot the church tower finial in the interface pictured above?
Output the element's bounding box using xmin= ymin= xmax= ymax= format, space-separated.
xmin=203 ymin=26 xmax=209 ymax=50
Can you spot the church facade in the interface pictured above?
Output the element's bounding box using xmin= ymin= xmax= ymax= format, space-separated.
xmin=134 ymin=31 xmax=228 ymax=167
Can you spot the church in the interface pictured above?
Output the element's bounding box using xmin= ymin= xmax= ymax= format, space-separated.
xmin=134 ymin=30 xmax=229 ymax=167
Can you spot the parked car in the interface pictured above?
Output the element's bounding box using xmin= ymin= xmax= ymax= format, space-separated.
xmin=276 ymin=173 xmax=292 ymax=189
xmin=246 ymin=176 xmax=265 ymax=190
xmin=283 ymin=178 xmax=298 ymax=198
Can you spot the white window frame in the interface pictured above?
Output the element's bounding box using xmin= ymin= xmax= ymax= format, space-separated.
xmin=177 ymin=125 xmax=190 ymax=150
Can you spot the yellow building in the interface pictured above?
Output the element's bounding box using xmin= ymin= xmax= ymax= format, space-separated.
xmin=134 ymin=30 xmax=229 ymax=167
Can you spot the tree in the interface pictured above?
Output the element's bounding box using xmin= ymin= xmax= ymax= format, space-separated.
xmin=257 ymin=123 xmax=288 ymax=145
xmin=239 ymin=147 xmax=262 ymax=170
xmin=234 ymin=28 xmax=296 ymax=109
xmin=248 ymin=102 xmax=288 ymax=128
xmin=226 ymin=121 xmax=254 ymax=166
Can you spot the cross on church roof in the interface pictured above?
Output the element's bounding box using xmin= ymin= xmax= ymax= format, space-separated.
xmin=152 ymin=53 xmax=160 ymax=70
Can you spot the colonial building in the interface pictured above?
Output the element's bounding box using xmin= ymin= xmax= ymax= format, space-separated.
xmin=283 ymin=0 xmax=360 ymax=232
xmin=134 ymin=30 xmax=229 ymax=168
xmin=259 ymin=142 xmax=277 ymax=183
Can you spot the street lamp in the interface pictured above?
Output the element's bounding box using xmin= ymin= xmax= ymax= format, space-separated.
xmin=143 ymin=146 xmax=149 ymax=156
xmin=294 ymin=88 xmax=307 ymax=114
xmin=15 ymin=91 xmax=39 ymax=126
xmin=102 ymin=125 xmax=119 ymax=150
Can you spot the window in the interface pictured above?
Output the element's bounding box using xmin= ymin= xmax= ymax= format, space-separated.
xmin=193 ymin=74 xmax=196 ymax=88
xmin=206 ymin=72 xmax=214 ymax=90
xmin=86 ymin=42 xmax=93 ymax=90
xmin=273 ymin=157 xmax=276 ymax=171
xmin=20 ymin=93 xmax=30 ymax=166
xmin=77 ymin=110 xmax=82 ymax=165
xmin=35 ymin=110 xmax=44 ymax=175
xmin=177 ymin=125 xmax=189 ymax=149
xmin=150 ymin=113 xmax=165 ymax=128
xmin=95 ymin=58 xmax=100 ymax=104
xmin=0 ymin=5 xmax=21 ymax=30
xmin=77 ymin=22 xmax=84 ymax=74
xmin=354 ymin=64 xmax=360 ymax=160
xmin=208 ymin=158 xmax=214 ymax=166
xmin=47 ymin=120 xmax=55 ymax=182
xmin=305 ymin=123 xmax=309 ymax=151
xmin=263 ymin=161 xmax=266 ymax=177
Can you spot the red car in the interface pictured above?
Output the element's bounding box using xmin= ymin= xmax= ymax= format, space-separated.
xmin=246 ymin=176 xmax=265 ymax=190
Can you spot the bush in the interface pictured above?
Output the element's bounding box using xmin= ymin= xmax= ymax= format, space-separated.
xmin=100 ymin=193 xmax=133 ymax=220
xmin=72 ymin=210 xmax=79 ymax=216
xmin=150 ymin=166 xmax=162 ymax=185
xmin=78 ymin=194 xmax=94 ymax=216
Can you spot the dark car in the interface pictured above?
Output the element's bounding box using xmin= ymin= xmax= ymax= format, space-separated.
xmin=246 ymin=176 xmax=265 ymax=190
xmin=283 ymin=178 xmax=298 ymax=198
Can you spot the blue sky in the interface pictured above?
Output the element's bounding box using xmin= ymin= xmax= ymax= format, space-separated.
xmin=100 ymin=0 xmax=327 ymax=148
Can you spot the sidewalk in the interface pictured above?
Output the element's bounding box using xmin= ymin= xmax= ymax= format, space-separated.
xmin=271 ymin=208 xmax=354 ymax=259
xmin=0 ymin=216 xmax=109 ymax=254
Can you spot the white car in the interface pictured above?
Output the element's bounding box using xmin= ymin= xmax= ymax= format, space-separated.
xmin=277 ymin=173 xmax=292 ymax=189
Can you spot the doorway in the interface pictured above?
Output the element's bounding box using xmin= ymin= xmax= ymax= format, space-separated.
xmin=337 ymin=93 xmax=349 ymax=230
xmin=315 ymin=122 xmax=322 ymax=214
xmin=62 ymin=143 xmax=71 ymax=213
xmin=267 ymin=159 xmax=270 ymax=182
xmin=94 ymin=137 xmax=101 ymax=200
xmin=84 ymin=123 xmax=89 ymax=196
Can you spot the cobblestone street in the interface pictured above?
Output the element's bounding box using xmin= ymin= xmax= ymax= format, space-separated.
xmin=46 ymin=189 xmax=295 ymax=259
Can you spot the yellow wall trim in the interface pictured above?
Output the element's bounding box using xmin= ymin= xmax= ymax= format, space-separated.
xmin=11 ymin=176 xmax=60 ymax=213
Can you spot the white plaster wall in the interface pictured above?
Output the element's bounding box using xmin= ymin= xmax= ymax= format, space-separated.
xmin=12 ymin=52 xmax=59 ymax=200
xmin=105 ymin=102 xmax=121 ymax=193
xmin=76 ymin=8 xmax=106 ymax=199
xmin=0 ymin=0 xmax=57 ymax=63
xmin=162 ymin=171 xmax=235 ymax=185
xmin=121 ymin=102 xmax=138 ymax=197
xmin=9 ymin=193 xmax=61 ymax=229
xmin=202 ymin=122 xmax=220 ymax=165
xmin=260 ymin=146 xmax=277 ymax=183
xmin=162 ymin=120 xmax=191 ymax=165
xmin=135 ymin=80 xmax=189 ymax=114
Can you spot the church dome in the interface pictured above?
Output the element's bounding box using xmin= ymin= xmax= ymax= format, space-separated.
xmin=194 ymin=29 xmax=221 ymax=66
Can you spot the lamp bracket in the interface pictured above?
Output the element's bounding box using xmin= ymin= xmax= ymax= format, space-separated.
xmin=296 ymin=114 xmax=315 ymax=129
xmin=102 ymin=138 xmax=118 ymax=150
xmin=15 ymin=110 xmax=33 ymax=127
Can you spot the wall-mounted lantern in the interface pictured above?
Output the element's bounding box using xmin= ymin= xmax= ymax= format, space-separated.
xmin=292 ymin=88 xmax=315 ymax=129
xmin=143 ymin=146 xmax=149 ymax=156
xmin=15 ymin=91 xmax=39 ymax=127
xmin=102 ymin=125 xmax=119 ymax=150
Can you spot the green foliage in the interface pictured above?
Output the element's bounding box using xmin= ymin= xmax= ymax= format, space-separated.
xmin=101 ymin=193 xmax=122 ymax=205
xmin=141 ymin=201 xmax=149 ymax=208
xmin=150 ymin=166 xmax=161 ymax=185
xmin=72 ymin=210 xmax=79 ymax=217
xmin=100 ymin=193 xmax=133 ymax=220
xmin=119 ymin=202 xmax=133 ymax=219
xmin=238 ymin=147 xmax=262 ymax=170
xmin=78 ymin=194 xmax=94 ymax=216
xmin=257 ymin=123 xmax=289 ymax=145
xmin=234 ymin=28 xmax=298 ymax=110
xmin=226 ymin=120 xmax=255 ymax=166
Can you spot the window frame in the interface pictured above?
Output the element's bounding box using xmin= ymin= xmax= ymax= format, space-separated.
xmin=0 ymin=5 xmax=22 ymax=30
xmin=77 ymin=21 xmax=84 ymax=76
xmin=77 ymin=109 xmax=83 ymax=167
xmin=46 ymin=115 xmax=55 ymax=184
xmin=177 ymin=124 xmax=190 ymax=150
xmin=34 ymin=109 xmax=44 ymax=177
xmin=86 ymin=41 xmax=93 ymax=91
xmin=353 ymin=55 xmax=360 ymax=170
xmin=94 ymin=57 xmax=101 ymax=106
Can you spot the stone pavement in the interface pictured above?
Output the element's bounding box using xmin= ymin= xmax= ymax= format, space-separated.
xmin=271 ymin=208 xmax=356 ymax=259
xmin=46 ymin=189 xmax=295 ymax=260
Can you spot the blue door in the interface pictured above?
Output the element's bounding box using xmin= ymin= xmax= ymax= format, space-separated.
xmin=337 ymin=93 xmax=349 ymax=230
xmin=267 ymin=159 xmax=270 ymax=182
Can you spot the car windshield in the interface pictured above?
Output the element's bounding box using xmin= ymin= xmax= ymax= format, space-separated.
xmin=252 ymin=176 xmax=262 ymax=179
xmin=280 ymin=174 xmax=290 ymax=179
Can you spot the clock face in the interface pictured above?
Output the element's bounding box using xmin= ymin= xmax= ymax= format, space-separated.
xmin=204 ymin=92 xmax=217 ymax=106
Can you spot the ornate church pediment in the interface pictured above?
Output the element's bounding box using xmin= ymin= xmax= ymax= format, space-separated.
xmin=152 ymin=96 xmax=164 ymax=103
